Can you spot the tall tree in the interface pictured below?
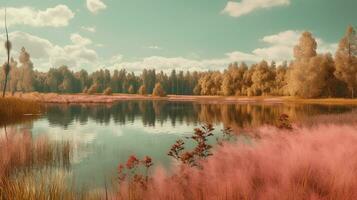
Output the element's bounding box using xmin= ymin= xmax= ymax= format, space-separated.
xmin=19 ymin=47 xmax=34 ymax=92
xmin=274 ymin=62 xmax=288 ymax=95
xmin=221 ymin=73 xmax=233 ymax=96
xmin=251 ymin=60 xmax=275 ymax=96
xmin=288 ymin=32 xmax=336 ymax=98
xmin=334 ymin=26 xmax=357 ymax=98
xmin=293 ymin=32 xmax=317 ymax=60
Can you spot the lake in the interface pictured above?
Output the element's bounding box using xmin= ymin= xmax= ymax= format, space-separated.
xmin=1 ymin=100 xmax=356 ymax=189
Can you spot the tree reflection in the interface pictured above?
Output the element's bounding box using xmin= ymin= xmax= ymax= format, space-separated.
xmin=45 ymin=101 xmax=354 ymax=129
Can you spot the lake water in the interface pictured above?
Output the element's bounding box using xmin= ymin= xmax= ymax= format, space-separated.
xmin=2 ymin=100 xmax=356 ymax=189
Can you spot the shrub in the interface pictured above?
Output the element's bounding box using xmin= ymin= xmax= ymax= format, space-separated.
xmin=82 ymin=87 xmax=88 ymax=94
xmin=152 ymin=83 xmax=166 ymax=97
xmin=103 ymin=87 xmax=113 ymax=95
xmin=138 ymin=85 xmax=147 ymax=95
xmin=128 ymin=85 xmax=135 ymax=94
xmin=87 ymin=84 xmax=97 ymax=95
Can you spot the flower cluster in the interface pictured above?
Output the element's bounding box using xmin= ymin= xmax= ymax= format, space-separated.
xmin=118 ymin=155 xmax=154 ymax=187
xmin=277 ymin=114 xmax=293 ymax=130
xmin=168 ymin=124 xmax=215 ymax=167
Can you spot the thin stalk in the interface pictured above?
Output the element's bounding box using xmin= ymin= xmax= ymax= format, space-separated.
xmin=2 ymin=8 xmax=10 ymax=98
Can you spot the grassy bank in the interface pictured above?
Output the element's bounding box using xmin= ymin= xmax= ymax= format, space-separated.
xmin=282 ymin=96 xmax=357 ymax=105
xmin=0 ymin=97 xmax=42 ymax=125
xmin=11 ymin=92 xmax=357 ymax=105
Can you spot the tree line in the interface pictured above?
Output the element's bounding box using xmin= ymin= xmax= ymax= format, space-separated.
xmin=194 ymin=26 xmax=357 ymax=98
xmin=1 ymin=26 xmax=357 ymax=98
xmin=0 ymin=50 xmax=201 ymax=96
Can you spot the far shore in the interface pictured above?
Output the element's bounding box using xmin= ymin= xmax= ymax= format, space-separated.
xmin=6 ymin=92 xmax=357 ymax=105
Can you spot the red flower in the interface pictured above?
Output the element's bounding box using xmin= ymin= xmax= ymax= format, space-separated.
xmin=118 ymin=164 xmax=124 ymax=173
xmin=126 ymin=155 xmax=139 ymax=169
xmin=142 ymin=156 xmax=153 ymax=168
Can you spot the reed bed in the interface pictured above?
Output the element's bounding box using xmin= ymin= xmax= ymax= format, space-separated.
xmin=0 ymin=97 xmax=42 ymax=125
xmin=0 ymin=131 xmax=83 ymax=200
xmin=0 ymin=169 xmax=102 ymax=200
xmin=0 ymin=132 xmax=71 ymax=178
xmin=114 ymin=124 xmax=357 ymax=200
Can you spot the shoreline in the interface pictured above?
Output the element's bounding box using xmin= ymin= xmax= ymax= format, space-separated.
xmin=10 ymin=92 xmax=357 ymax=105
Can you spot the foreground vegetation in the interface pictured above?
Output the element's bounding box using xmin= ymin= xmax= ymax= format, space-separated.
xmin=2 ymin=114 xmax=357 ymax=199
xmin=112 ymin=123 xmax=357 ymax=200
xmin=1 ymin=26 xmax=357 ymax=99
xmin=0 ymin=131 xmax=90 ymax=200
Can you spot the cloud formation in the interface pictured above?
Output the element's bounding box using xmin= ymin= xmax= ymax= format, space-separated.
xmin=0 ymin=5 xmax=74 ymax=27
xmin=0 ymin=30 xmax=336 ymax=73
xmin=0 ymin=32 xmax=98 ymax=71
xmin=222 ymin=0 xmax=290 ymax=17
xmin=70 ymin=33 xmax=92 ymax=46
xmin=109 ymin=30 xmax=337 ymax=73
xmin=86 ymin=0 xmax=107 ymax=14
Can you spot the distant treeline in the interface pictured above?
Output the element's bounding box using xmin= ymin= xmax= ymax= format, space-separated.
xmin=1 ymin=26 xmax=357 ymax=98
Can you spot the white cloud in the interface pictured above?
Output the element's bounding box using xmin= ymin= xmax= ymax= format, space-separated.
xmin=70 ymin=33 xmax=92 ymax=46
xmin=254 ymin=30 xmax=338 ymax=61
xmin=0 ymin=31 xmax=98 ymax=71
xmin=262 ymin=30 xmax=300 ymax=46
xmin=0 ymin=30 xmax=337 ymax=73
xmin=107 ymin=56 xmax=243 ymax=74
xmin=86 ymin=0 xmax=107 ymax=14
xmin=222 ymin=0 xmax=290 ymax=17
xmin=107 ymin=30 xmax=338 ymax=73
xmin=81 ymin=26 xmax=96 ymax=33
xmin=0 ymin=5 xmax=74 ymax=27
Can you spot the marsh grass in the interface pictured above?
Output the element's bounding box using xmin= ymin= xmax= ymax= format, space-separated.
xmin=0 ymin=132 xmax=71 ymax=178
xmin=0 ymin=132 xmax=88 ymax=200
xmin=0 ymin=169 xmax=102 ymax=200
xmin=0 ymin=97 xmax=42 ymax=126
xmin=114 ymin=124 xmax=357 ymax=200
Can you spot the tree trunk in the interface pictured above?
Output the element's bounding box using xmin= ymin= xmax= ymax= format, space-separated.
xmin=2 ymin=75 xmax=8 ymax=97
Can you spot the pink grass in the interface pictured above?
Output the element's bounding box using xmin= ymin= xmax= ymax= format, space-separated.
xmin=115 ymin=124 xmax=357 ymax=200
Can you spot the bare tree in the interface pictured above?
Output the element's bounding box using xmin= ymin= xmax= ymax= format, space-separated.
xmin=2 ymin=9 xmax=11 ymax=97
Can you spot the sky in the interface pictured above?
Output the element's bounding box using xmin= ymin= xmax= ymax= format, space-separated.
xmin=0 ymin=0 xmax=356 ymax=73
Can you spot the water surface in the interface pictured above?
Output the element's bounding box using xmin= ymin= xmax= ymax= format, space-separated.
xmin=2 ymin=100 xmax=356 ymax=188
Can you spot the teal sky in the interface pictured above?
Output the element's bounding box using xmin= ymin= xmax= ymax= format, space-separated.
xmin=0 ymin=0 xmax=356 ymax=72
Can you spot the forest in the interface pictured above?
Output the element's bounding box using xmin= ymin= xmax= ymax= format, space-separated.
xmin=1 ymin=26 xmax=357 ymax=98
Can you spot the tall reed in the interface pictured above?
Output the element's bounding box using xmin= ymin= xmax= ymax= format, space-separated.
xmin=0 ymin=131 xmax=80 ymax=200
xmin=0 ymin=97 xmax=42 ymax=125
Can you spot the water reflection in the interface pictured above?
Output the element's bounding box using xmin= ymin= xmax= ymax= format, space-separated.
xmin=44 ymin=101 xmax=354 ymax=129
